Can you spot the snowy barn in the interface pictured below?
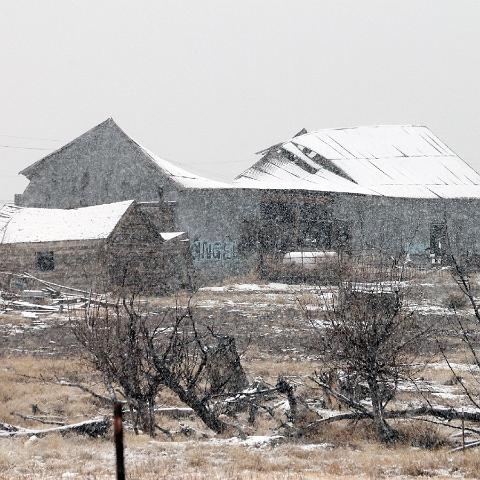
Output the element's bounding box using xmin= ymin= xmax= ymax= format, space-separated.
xmin=234 ymin=125 xmax=480 ymax=269
xmin=13 ymin=119 xmax=480 ymax=283
xmin=14 ymin=118 xmax=257 ymax=282
xmin=0 ymin=200 xmax=192 ymax=292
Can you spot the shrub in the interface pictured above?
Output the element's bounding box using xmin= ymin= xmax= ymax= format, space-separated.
xmin=443 ymin=293 xmax=468 ymax=310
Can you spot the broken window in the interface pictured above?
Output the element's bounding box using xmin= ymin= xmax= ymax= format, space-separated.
xmin=313 ymin=221 xmax=333 ymax=250
xmin=332 ymin=220 xmax=352 ymax=252
xmin=300 ymin=218 xmax=351 ymax=252
xmin=37 ymin=251 xmax=54 ymax=271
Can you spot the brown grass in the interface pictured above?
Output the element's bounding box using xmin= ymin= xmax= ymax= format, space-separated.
xmin=2 ymin=435 xmax=480 ymax=479
xmin=2 ymin=275 xmax=480 ymax=479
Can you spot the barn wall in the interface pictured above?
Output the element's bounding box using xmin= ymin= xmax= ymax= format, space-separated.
xmin=106 ymin=206 xmax=193 ymax=292
xmin=16 ymin=120 xmax=179 ymax=209
xmin=172 ymin=188 xmax=261 ymax=283
xmin=331 ymin=195 xmax=480 ymax=260
xmin=0 ymin=239 xmax=107 ymax=290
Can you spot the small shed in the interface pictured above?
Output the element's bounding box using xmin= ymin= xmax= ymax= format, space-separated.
xmin=0 ymin=200 xmax=192 ymax=293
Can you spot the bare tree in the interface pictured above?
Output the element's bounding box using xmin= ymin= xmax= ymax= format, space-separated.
xmin=72 ymin=293 xmax=247 ymax=436
xmin=438 ymin=230 xmax=480 ymax=412
xmin=303 ymin=264 xmax=429 ymax=443
xmin=73 ymin=295 xmax=162 ymax=436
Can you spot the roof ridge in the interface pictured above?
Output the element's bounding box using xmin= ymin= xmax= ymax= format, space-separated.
xmin=19 ymin=117 xmax=118 ymax=179
xmin=305 ymin=124 xmax=428 ymax=135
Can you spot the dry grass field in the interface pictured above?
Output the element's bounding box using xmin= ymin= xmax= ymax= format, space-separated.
xmin=2 ymin=271 xmax=480 ymax=479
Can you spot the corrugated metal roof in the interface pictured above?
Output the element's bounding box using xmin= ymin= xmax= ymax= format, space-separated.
xmin=0 ymin=200 xmax=134 ymax=244
xmin=235 ymin=125 xmax=480 ymax=198
xmin=235 ymin=143 xmax=372 ymax=195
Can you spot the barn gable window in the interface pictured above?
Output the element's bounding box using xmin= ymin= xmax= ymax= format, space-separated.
xmin=36 ymin=251 xmax=54 ymax=271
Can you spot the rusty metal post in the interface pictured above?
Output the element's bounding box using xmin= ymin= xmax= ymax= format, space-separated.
xmin=114 ymin=402 xmax=126 ymax=480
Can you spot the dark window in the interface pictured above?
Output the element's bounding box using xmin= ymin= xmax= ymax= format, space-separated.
xmin=332 ymin=220 xmax=351 ymax=252
xmin=37 ymin=251 xmax=54 ymax=271
xmin=430 ymin=223 xmax=447 ymax=259
xmin=314 ymin=221 xmax=333 ymax=250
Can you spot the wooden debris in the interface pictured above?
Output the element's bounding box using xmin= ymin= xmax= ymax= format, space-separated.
xmin=12 ymin=412 xmax=66 ymax=426
xmin=0 ymin=417 xmax=110 ymax=438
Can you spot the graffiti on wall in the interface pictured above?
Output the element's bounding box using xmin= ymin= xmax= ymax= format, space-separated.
xmin=191 ymin=239 xmax=237 ymax=261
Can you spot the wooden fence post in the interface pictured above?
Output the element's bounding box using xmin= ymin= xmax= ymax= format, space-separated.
xmin=114 ymin=402 xmax=126 ymax=480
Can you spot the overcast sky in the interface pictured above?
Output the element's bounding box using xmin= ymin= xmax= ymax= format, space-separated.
xmin=0 ymin=0 xmax=479 ymax=202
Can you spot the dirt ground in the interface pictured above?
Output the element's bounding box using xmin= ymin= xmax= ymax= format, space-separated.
xmin=1 ymin=271 xmax=480 ymax=479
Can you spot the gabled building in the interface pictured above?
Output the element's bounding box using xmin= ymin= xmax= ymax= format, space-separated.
xmin=0 ymin=200 xmax=192 ymax=292
xmin=15 ymin=118 xmax=231 ymax=209
xmin=235 ymin=125 xmax=480 ymax=199
xmin=15 ymin=118 xmax=257 ymax=282
xmin=13 ymin=120 xmax=480 ymax=284
xmin=233 ymin=125 xmax=480 ymax=265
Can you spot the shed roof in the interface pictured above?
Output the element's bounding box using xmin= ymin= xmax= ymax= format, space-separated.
xmin=0 ymin=200 xmax=134 ymax=244
xmin=235 ymin=125 xmax=480 ymax=198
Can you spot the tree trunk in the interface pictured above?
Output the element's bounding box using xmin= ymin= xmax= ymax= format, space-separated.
xmin=130 ymin=399 xmax=157 ymax=437
xmin=368 ymin=378 xmax=397 ymax=443
xmin=155 ymin=363 xmax=229 ymax=434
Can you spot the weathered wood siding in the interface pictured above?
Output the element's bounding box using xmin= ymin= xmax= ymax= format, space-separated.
xmin=0 ymin=239 xmax=107 ymax=290
xmin=16 ymin=119 xmax=180 ymax=209
xmin=105 ymin=205 xmax=193 ymax=293
xmin=0 ymin=206 xmax=193 ymax=293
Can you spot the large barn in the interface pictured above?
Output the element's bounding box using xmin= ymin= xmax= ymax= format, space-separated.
xmin=12 ymin=119 xmax=480 ymax=283
xmin=234 ymin=125 xmax=480 ymax=269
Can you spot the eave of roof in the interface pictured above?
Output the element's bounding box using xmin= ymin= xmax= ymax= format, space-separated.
xmin=0 ymin=200 xmax=135 ymax=244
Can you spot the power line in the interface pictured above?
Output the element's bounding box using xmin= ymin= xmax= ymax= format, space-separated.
xmin=0 ymin=134 xmax=61 ymax=142
xmin=0 ymin=144 xmax=53 ymax=151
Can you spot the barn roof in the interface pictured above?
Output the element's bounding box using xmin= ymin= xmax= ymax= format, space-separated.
xmin=136 ymin=144 xmax=232 ymax=189
xmin=20 ymin=118 xmax=233 ymax=190
xmin=0 ymin=200 xmax=134 ymax=244
xmin=235 ymin=125 xmax=480 ymax=198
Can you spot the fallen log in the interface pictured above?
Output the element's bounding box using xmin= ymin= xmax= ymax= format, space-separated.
xmin=156 ymin=407 xmax=194 ymax=418
xmin=22 ymin=272 xmax=103 ymax=298
xmin=12 ymin=412 xmax=66 ymax=426
xmin=0 ymin=417 xmax=110 ymax=438
xmin=301 ymin=405 xmax=480 ymax=435
xmin=451 ymin=440 xmax=480 ymax=452
xmin=0 ymin=422 xmax=19 ymax=432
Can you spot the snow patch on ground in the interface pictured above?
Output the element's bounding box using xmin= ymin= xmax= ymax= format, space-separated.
xmin=208 ymin=435 xmax=285 ymax=448
xmin=200 ymin=283 xmax=324 ymax=294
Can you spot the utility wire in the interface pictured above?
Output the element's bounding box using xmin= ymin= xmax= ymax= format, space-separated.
xmin=0 ymin=144 xmax=53 ymax=151
xmin=0 ymin=134 xmax=61 ymax=142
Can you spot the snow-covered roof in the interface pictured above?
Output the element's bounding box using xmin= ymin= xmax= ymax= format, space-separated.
xmin=20 ymin=118 xmax=233 ymax=190
xmin=0 ymin=200 xmax=134 ymax=244
xmin=159 ymin=232 xmax=185 ymax=241
xmin=137 ymin=144 xmax=232 ymax=189
xmin=234 ymin=156 xmax=373 ymax=195
xmin=235 ymin=125 xmax=480 ymax=199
